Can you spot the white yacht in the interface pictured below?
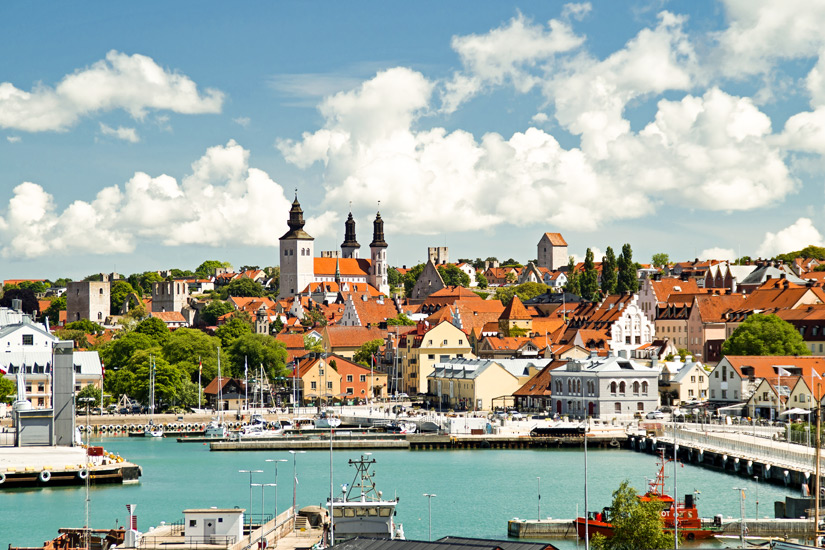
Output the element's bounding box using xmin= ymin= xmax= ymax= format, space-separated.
xmin=327 ymin=454 xmax=404 ymax=544
xmin=315 ymin=409 xmax=342 ymax=429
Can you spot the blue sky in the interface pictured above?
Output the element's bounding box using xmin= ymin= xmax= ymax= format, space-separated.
xmin=2 ymin=1 xmax=825 ymax=281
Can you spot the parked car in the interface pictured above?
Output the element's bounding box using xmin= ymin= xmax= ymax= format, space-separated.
xmin=646 ymin=410 xmax=665 ymax=420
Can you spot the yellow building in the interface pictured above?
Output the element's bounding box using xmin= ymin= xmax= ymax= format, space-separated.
xmin=296 ymin=354 xmax=342 ymax=405
xmin=398 ymin=321 xmax=475 ymax=395
xmin=427 ymin=358 xmax=545 ymax=411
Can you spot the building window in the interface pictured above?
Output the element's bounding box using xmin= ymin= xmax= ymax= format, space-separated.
xmin=711 ymin=389 xmax=715 ymax=398
xmin=428 ymin=354 xmax=435 ymax=360
xmin=690 ymin=375 xmax=696 ymax=382
xmin=347 ymin=375 xmax=353 ymax=382
xmin=688 ymin=389 xmax=694 ymax=397
xmin=614 ymin=402 xmax=621 ymax=413
xmin=642 ymin=381 xmax=649 ymax=394
xmin=360 ymin=375 xmax=366 ymax=382
xmin=347 ymin=387 xmax=354 ymax=394
xmin=619 ymin=381 xmax=626 ymax=395
xmin=443 ymin=340 xmax=448 ymax=345
xmin=721 ymin=390 xmax=727 ymax=399
xmin=22 ymin=335 xmax=33 ymax=346
xmin=459 ymin=340 xmax=464 ymax=345
xmin=327 ymin=382 xmax=333 ymax=389
xmin=190 ymin=520 xmax=197 ymax=527
xmin=610 ymin=381 xmax=617 ymax=394
xmin=311 ymin=381 xmax=317 ymax=390
xmin=632 ymin=381 xmax=640 ymax=394
xmin=699 ymin=376 xmax=704 ymax=383
xmin=637 ymin=402 xmax=644 ymax=411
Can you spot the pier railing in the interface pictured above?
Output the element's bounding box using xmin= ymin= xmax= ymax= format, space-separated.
xmin=655 ymin=427 xmax=822 ymax=473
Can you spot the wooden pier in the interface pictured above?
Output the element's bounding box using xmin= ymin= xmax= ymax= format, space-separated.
xmin=0 ymin=446 xmax=141 ymax=489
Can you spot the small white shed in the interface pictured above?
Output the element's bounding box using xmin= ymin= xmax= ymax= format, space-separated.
xmin=183 ymin=508 xmax=244 ymax=544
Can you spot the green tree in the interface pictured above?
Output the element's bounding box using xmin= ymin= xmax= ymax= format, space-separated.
xmin=221 ymin=278 xmax=265 ymax=299
xmin=475 ymin=271 xmax=488 ymax=289
xmin=65 ymin=319 xmax=103 ymax=334
xmin=616 ymin=244 xmax=638 ymax=294
xmin=129 ymin=271 xmax=164 ymax=295
xmin=722 ymin=314 xmax=811 ymax=356
xmin=54 ymin=329 xmax=91 ymax=349
xmin=495 ymin=281 xmax=549 ymax=306
xmin=263 ymin=266 xmax=280 ymax=293
xmin=353 ymin=339 xmax=383 ymax=367
xmin=215 ymin=316 xmax=253 ymax=348
xmin=76 ymin=384 xmax=101 ymax=408
xmin=651 ymin=253 xmax=670 ymax=269
xmin=170 ymin=268 xmax=195 ymax=278
xmin=774 ymin=245 xmax=825 ymax=264
xmin=43 ymin=296 xmax=66 ymax=325
xmin=505 ymin=271 xmax=517 ymax=284
xmin=563 ymin=257 xmax=581 ymax=296
xmin=201 ymin=300 xmax=235 ymax=326
xmin=591 ymin=480 xmax=671 ymax=550
xmin=438 ymin=265 xmax=471 ymax=287
xmin=302 ymin=308 xmax=328 ymax=328
xmin=600 ymin=247 xmax=617 ymax=295
xmin=161 ymin=328 xmax=222 ymax=384
xmin=386 ymin=313 xmax=416 ymax=326
xmin=403 ymin=263 xmax=425 ymax=296
xmin=388 ymin=268 xmax=403 ymax=289
xmin=226 ymin=333 xmax=289 ymax=379
xmin=135 ymin=317 xmax=171 ymax=344
xmin=304 ymin=334 xmax=324 ymax=352
xmin=110 ymin=280 xmax=138 ymax=313
xmin=128 ymin=353 xmax=187 ymax=410
xmin=580 ymin=248 xmax=600 ymax=300
xmin=0 ymin=288 xmax=39 ymax=315
xmin=195 ymin=260 xmax=232 ymax=280
xmin=18 ymin=280 xmax=49 ymax=294
xmin=0 ymin=377 xmax=15 ymax=403
xmin=99 ymin=331 xmax=159 ymax=373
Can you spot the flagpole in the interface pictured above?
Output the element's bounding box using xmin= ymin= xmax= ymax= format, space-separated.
xmin=198 ymin=356 xmax=202 ymax=410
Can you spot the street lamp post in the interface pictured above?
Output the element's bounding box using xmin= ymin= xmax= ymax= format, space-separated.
xmin=537 ymin=477 xmax=541 ymax=521
xmin=288 ymin=451 xmax=306 ymax=517
xmin=239 ymin=469 xmax=263 ymax=542
xmin=266 ymin=459 xmax=288 ymax=526
xmin=733 ymin=487 xmax=747 ymax=547
xmin=79 ymin=396 xmax=94 ymax=550
xmin=423 ymin=493 xmax=437 ymax=541
xmin=754 ymin=476 xmax=760 ymax=519
xmin=251 ymin=483 xmax=276 ymax=550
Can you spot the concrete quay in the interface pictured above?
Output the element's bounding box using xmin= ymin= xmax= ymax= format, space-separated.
xmin=0 ymin=445 xmax=141 ymax=489
xmin=506 ymin=517 xmax=814 ymax=539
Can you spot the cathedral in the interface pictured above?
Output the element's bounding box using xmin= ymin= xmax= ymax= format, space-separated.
xmin=277 ymin=195 xmax=389 ymax=299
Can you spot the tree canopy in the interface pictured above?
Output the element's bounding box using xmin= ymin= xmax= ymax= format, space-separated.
xmin=651 ymin=252 xmax=670 ymax=268
xmin=195 ymin=260 xmax=232 ymax=280
xmin=387 ymin=313 xmax=416 ymax=326
xmin=215 ymin=316 xmax=253 ymax=348
xmin=110 ymin=280 xmax=138 ymax=313
xmin=201 ymin=300 xmax=235 ymax=326
xmin=774 ymin=245 xmax=825 ymax=263
xmin=403 ymin=263 xmax=425 ymax=296
xmin=438 ymin=265 xmax=471 ymax=287
xmin=225 ymin=333 xmax=289 ymax=379
xmin=65 ymin=319 xmax=103 ymax=334
xmin=134 ymin=317 xmax=171 ymax=344
xmin=0 ymin=377 xmax=16 ymax=403
xmin=353 ymin=339 xmax=383 ymax=367
xmin=0 ymin=288 xmax=39 ymax=315
xmin=563 ymin=256 xmax=580 ymax=296
xmin=475 ymin=271 xmax=488 ymax=289
xmin=722 ymin=314 xmax=811 ymax=356
xmin=600 ymin=247 xmax=617 ymax=295
xmin=591 ymin=480 xmax=671 ymax=550
xmin=221 ymin=277 xmax=265 ymax=298
xmin=43 ymin=296 xmax=66 ymax=325
xmin=616 ymin=243 xmax=638 ymax=294
xmin=580 ymin=248 xmax=600 ymax=301
xmin=495 ymin=282 xmax=549 ymax=306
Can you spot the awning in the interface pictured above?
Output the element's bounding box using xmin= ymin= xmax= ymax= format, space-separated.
xmin=779 ymin=407 xmax=811 ymax=416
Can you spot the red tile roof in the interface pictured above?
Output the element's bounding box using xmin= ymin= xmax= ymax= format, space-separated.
xmin=543 ymin=232 xmax=568 ymax=246
xmin=313 ymin=258 xmax=371 ymax=277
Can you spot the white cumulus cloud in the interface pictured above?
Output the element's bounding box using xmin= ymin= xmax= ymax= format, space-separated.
xmin=99 ymin=122 xmax=139 ymax=143
xmin=699 ymin=247 xmax=737 ymax=262
xmin=0 ymin=50 xmax=224 ymax=132
xmin=757 ymin=218 xmax=825 ymax=258
xmin=0 ymin=140 xmax=334 ymax=259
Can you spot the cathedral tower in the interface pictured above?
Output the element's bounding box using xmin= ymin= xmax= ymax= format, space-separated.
xmin=341 ymin=212 xmax=360 ymax=259
xmin=278 ymin=195 xmax=315 ymax=299
xmin=369 ymin=211 xmax=389 ymax=295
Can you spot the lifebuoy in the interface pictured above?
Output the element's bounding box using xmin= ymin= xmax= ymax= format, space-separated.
xmin=78 ymin=468 xmax=88 ymax=480
xmin=39 ymin=470 xmax=51 ymax=483
xmin=687 ymin=533 xmax=695 ymax=541
xmin=0 ymin=472 xmax=5 ymax=484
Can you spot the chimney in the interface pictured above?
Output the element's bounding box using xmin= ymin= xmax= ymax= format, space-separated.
xmin=11 ymin=298 xmax=22 ymax=313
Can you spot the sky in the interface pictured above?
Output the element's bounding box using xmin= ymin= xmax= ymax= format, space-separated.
xmin=2 ymin=0 xmax=825 ymax=281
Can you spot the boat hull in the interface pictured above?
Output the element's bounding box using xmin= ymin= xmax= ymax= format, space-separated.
xmin=573 ymin=518 xmax=719 ymax=541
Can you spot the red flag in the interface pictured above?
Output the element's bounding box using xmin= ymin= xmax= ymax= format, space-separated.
xmin=199 ymin=359 xmax=202 ymax=374
xmin=101 ymin=362 xmax=105 ymax=381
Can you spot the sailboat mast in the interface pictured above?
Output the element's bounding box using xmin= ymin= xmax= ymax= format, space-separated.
xmin=816 ymin=381 xmax=821 ymax=547
xmin=674 ymin=411 xmax=678 ymax=549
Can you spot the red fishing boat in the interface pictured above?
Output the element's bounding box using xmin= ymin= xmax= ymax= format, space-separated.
xmin=573 ymin=451 xmax=723 ymax=541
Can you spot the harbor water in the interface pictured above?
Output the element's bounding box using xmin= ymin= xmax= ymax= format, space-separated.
xmin=1 ymin=436 xmax=801 ymax=548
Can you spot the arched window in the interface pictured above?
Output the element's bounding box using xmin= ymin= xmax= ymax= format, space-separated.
xmin=567 ymin=380 xmax=571 ymax=393
xmin=642 ymin=381 xmax=649 ymax=394
xmin=619 ymin=381 xmax=626 ymax=394
xmin=610 ymin=381 xmax=617 ymax=394
xmin=577 ymin=379 xmax=581 ymax=393
xmin=633 ymin=381 xmax=640 ymax=394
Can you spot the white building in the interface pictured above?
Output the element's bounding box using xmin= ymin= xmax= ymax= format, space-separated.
xmin=551 ymin=351 xmax=660 ymax=421
xmin=183 ymin=508 xmax=244 ymax=545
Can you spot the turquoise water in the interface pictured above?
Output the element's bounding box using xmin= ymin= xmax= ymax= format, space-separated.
xmin=1 ymin=437 xmax=799 ymax=548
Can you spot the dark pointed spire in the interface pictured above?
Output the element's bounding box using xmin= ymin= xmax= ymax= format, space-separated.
xmin=341 ymin=212 xmax=360 ymax=249
xmin=334 ymin=257 xmax=341 ymax=283
xmin=370 ymin=211 xmax=387 ymax=248
xmin=279 ymin=194 xmax=314 ymax=240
